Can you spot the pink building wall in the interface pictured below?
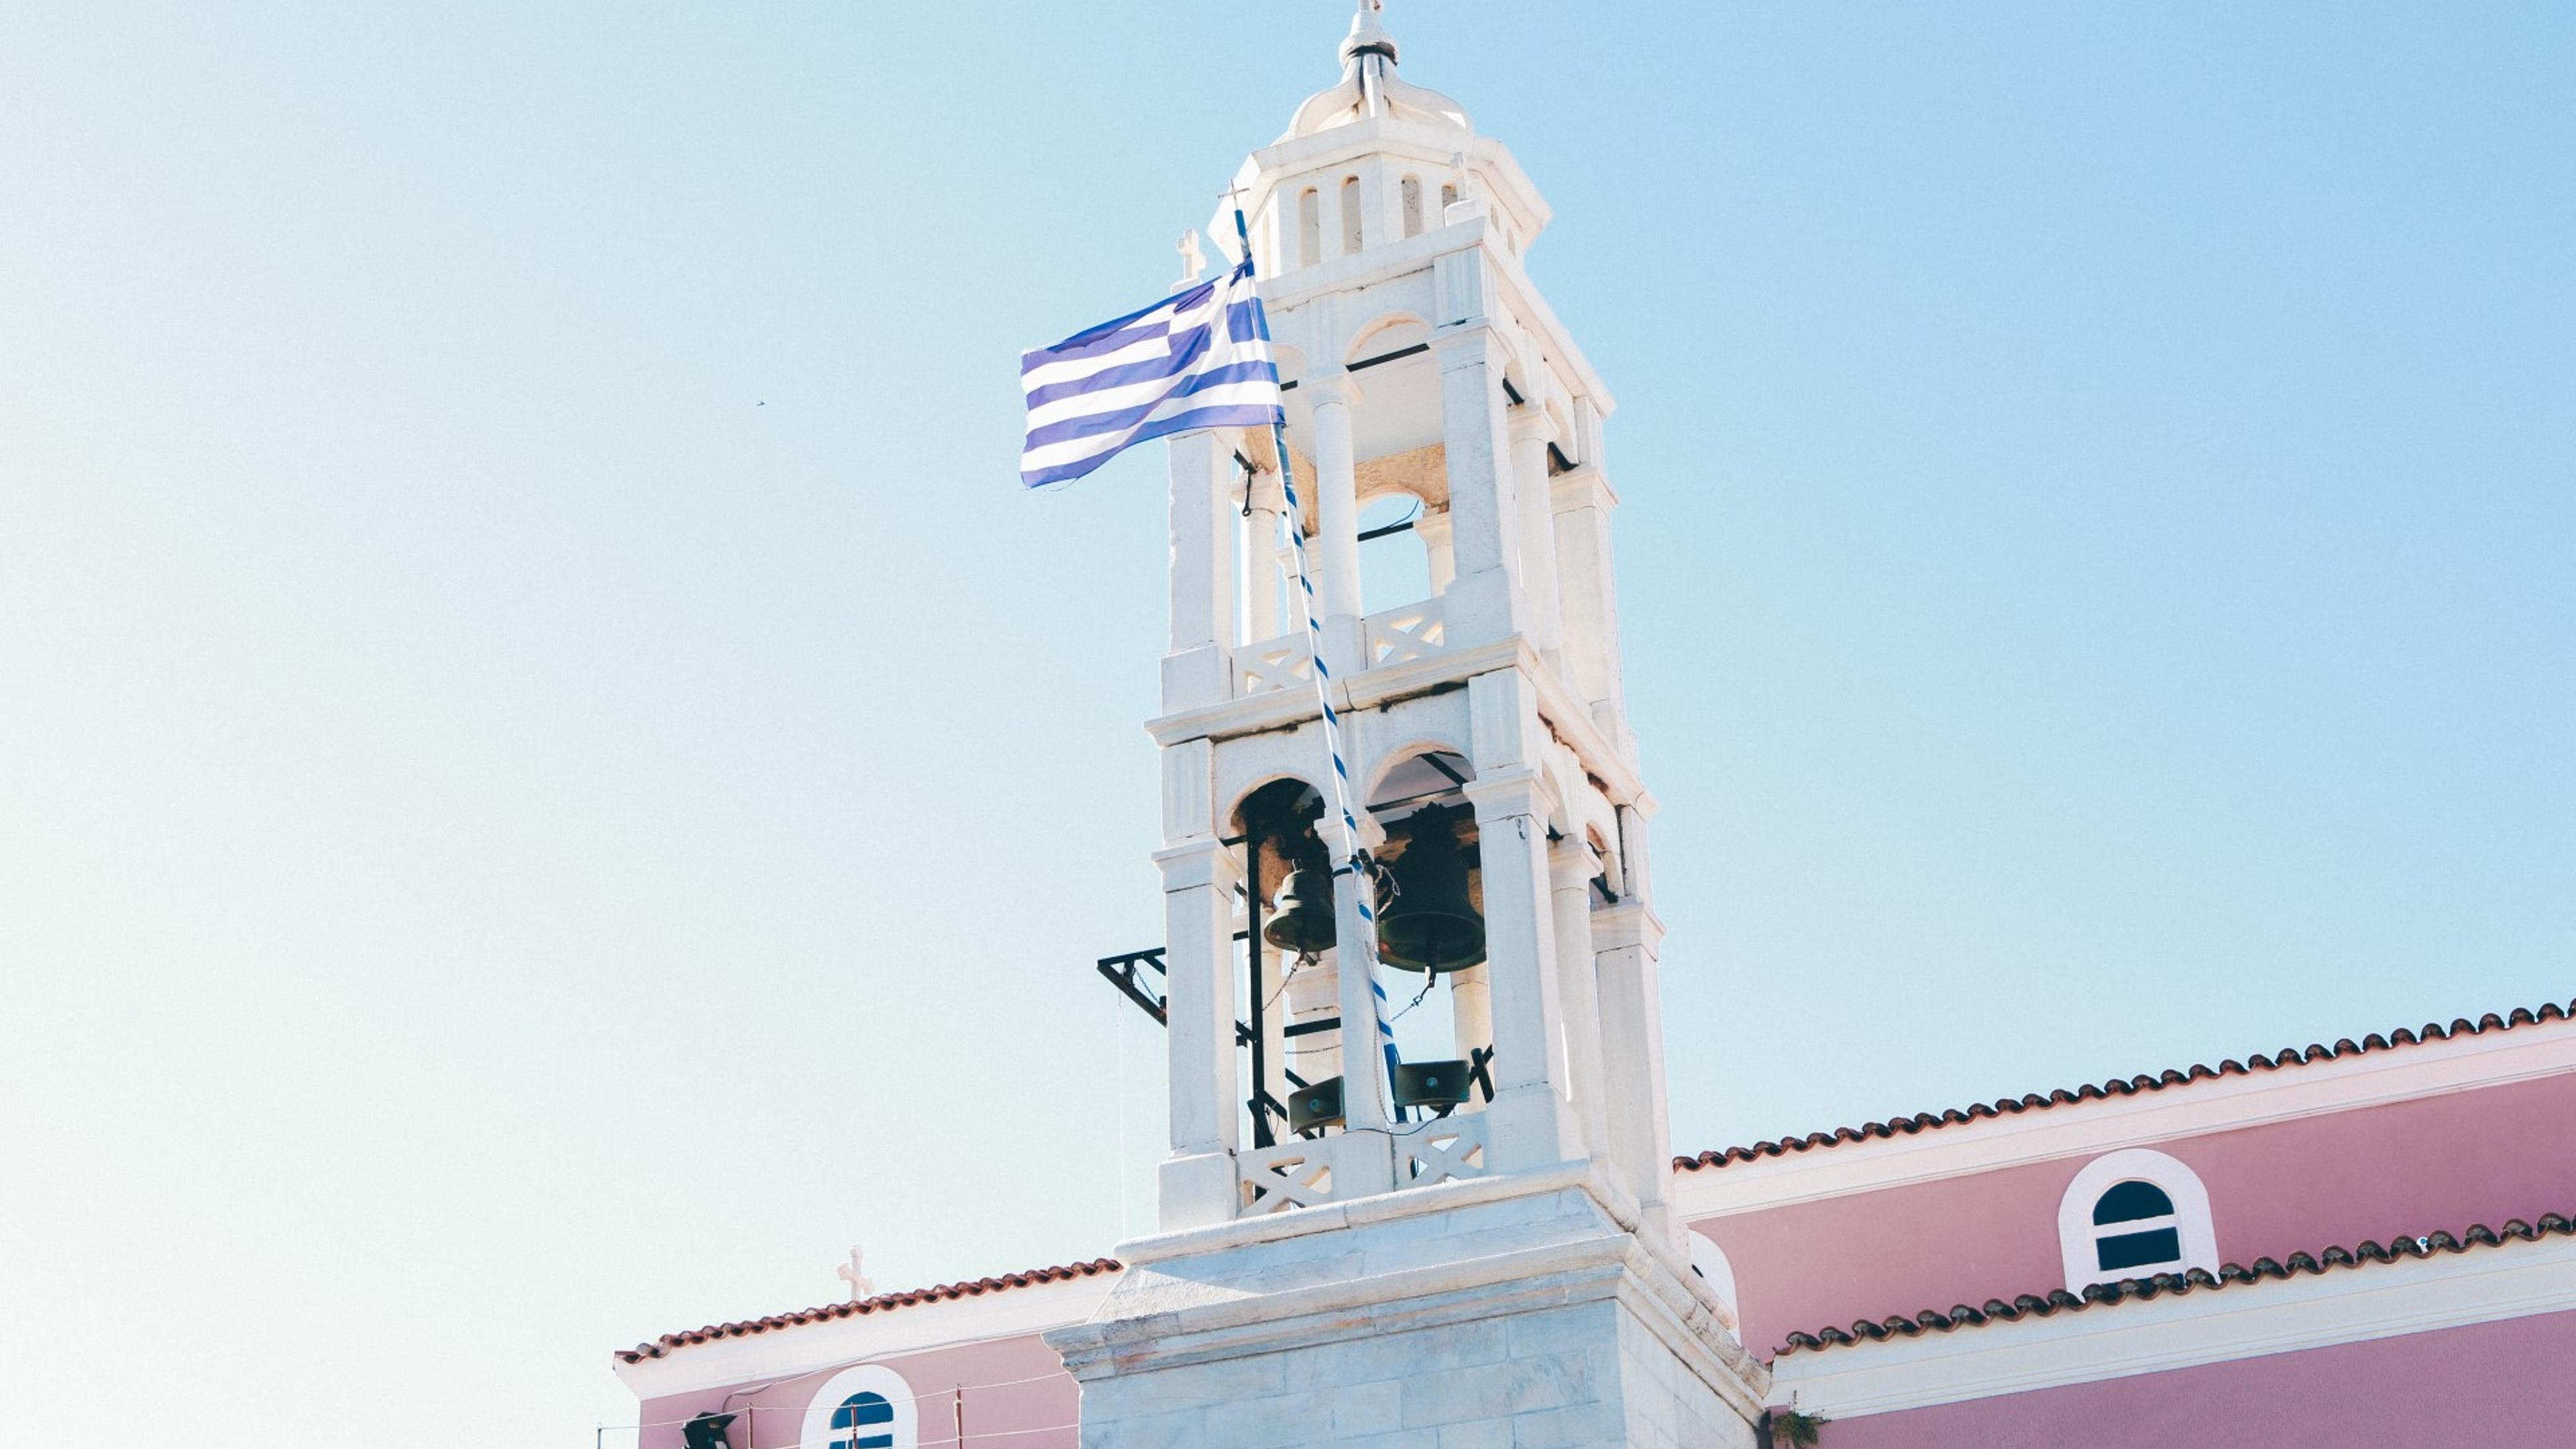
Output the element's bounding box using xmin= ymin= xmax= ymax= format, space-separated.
xmin=1697 ymin=1071 xmax=2576 ymax=1355
xmin=1813 ymin=1307 xmax=2576 ymax=1449
xmin=637 ymin=1332 xmax=1077 ymax=1449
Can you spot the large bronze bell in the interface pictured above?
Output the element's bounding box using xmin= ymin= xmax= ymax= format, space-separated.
xmin=1376 ymin=813 xmax=1486 ymax=973
xmin=1262 ymin=864 xmax=1338 ymax=957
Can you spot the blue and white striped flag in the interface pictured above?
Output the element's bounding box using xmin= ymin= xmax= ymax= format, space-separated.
xmin=1019 ymin=260 xmax=1285 ymax=488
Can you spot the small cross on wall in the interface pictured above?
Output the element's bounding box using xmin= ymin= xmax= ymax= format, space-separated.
xmin=836 ymin=1246 xmax=875 ymax=1303
xmin=1175 ymin=230 xmax=1205 ymax=288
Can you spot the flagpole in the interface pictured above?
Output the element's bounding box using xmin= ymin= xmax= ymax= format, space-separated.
xmin=1230 ymin=203 xmax=1406 ymax=1126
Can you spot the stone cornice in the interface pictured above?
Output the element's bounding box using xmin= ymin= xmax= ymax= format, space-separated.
xmin=1144 ymin=634 xmax=1644 ymax=810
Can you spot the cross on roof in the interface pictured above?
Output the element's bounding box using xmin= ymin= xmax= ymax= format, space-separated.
xmin=836 ymin=1246 xmax=875 ymax=1302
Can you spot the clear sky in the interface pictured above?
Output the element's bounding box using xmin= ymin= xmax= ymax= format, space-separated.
xmin=3 ymin=2 xmax=2568 ymax=1444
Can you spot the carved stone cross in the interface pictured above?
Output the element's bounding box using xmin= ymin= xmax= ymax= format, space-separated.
xmin=1175 ymin=230 xmax=1206 ymax=288
xmin=836 ymin=1246 xmax=875 ymax=1303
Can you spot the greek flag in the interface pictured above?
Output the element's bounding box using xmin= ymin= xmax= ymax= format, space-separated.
xmin=1019 ymin=260 xmax=1285 ymax=488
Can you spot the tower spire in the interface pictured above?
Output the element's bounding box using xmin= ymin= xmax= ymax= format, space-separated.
xmin=1344 ymin=0 xmax=1396 ymax=118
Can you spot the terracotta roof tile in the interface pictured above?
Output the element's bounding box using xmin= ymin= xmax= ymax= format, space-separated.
xmin=1678 ymin=1000 xmax=2574 ymax=1173
xmin=614 ymin=1258 xmax=1122 ymax=1364
xmin=1775 ymin=1212 xmax=2575 ymax=1358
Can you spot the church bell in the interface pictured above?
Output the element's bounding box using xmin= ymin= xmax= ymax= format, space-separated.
xmin=1262 ymin=862 xmax=1338 ymax=957
xmin=1376 ymin=809 xmax=1486 ymax=973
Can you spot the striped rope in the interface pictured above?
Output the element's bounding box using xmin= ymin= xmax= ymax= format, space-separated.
xmin=1232 ymin=204 xmax=1405 ymax=1111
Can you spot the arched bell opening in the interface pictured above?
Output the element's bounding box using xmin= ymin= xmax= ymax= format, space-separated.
xmin=1232 ymin=778 xmax=1338 ymax=1147
xmin=1342 ymin=315 xmax=1451 ymax=623
xmin=1355 ymin=488 xmax=1432 ymax=615
xmin=1365 ymin=750 xmax=1493 ymax=1118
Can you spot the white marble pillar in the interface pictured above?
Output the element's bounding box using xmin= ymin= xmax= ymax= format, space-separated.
xmin=1593 ymin=810 xmax=1678 ymax=1246
xmin=1550 ymin=466 xmax=1631 ymax=758
xmin=1548 ymin=838 xmax=1610 ymax=1165
xmin=1284 ymin=950 xmax=1340 ymax=1083
xmin=1305 ymin=369 xmax=1364 ymax=669
xmin=1448 ymin=958 xmax=1491 ymax=1076
xmin=1161 ymin=432 xmax=1238 ymax=713
xmin=1430 ymin=326 xmax=1523 ymax=648
xmin=1463 ymin=767 xmax=1576 ymax=1174
xmin=1154 ymin=837 xmax=1242 ymax=1230
xmin=1416 ymin=506 xmax=1458 ymax=594
xmin=1328 ymin=836 xmax=1394 ymax=1140
xmin=1242 ymin=466 xmax=1287 ymax=643
xmin=1508 ymin=407 xmax=1564 ymax=663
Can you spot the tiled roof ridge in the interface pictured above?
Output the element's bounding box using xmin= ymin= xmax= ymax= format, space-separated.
xmin=1678 ymin=999 xmax=2575 ymax=1173
xmin=614 ymin=1257 xmax=1123 ymax=1364
xmin=1774 ymin=1211 xmax=2576 ymax=1359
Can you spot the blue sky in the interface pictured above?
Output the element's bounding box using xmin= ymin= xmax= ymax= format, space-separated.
xmin=2 ymin=3 xmax=2568 ymax=1444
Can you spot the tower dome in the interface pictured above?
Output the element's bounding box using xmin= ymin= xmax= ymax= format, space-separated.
xmin=1281 ymin=0 xmax=1471 ymax=140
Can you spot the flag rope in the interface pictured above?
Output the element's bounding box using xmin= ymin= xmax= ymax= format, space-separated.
xmin=1231 ymin=203 xmax=1405 ymax=1116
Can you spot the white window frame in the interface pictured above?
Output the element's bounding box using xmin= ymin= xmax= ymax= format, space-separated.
xmin=2055 ymin=1147 xmax=2219 ymax=1293
xmin=798 ymin=1364 xmax=918 ymax=1449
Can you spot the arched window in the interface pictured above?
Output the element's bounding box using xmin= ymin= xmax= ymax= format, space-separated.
xmin=1339 ymin=175 xmax=1364 ymax=254
xmin=800 ymin=1365 xmax=916 ymax=1449
xmin=2056 ymin=1148 xmax=2220 ymax=1293
xmin=832 ymin=1393 xmax=894 ymax=1449
xmin=1297 ymin=187 xmax=1322 ymax=268
xmin=1438 ymin=181 xmax=1458 ymax=215
xmin=1399 ymin=174 xmax=1424 ymax=237
xmin=2092 ymin=1181 xmax=2180 ymax=1272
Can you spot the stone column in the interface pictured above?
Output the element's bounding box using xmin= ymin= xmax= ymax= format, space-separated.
xmin=1305 ymin=368 xmax=1364 ymax=672
xmin=1154 ymin=837 xmax=1242 ymax=1230
xmin=1508 ymin=406 xmax=1564 ymax=663
xmin=1594 ymin=806 xmax=1676 ymax=1244
xmin=1415 ymin=506 xmax=1458 ymax=594
xmin=1327 ymin=831 xmax=1394 ymax=1138
xmin=1430 ymin=326 xmax=1523 ymax=648
xmin=1550 ymin=468 xmax=1620 ymax=732
xmin=1548 ymin=838 xmax=1610 ymax=1166
xmin=1326 ymin=814 xmax=1396 ymax=1198
xmin=1242 ymin=465 xmax=1287 ymax=643
xmin=1447 ymin=958 xmax=1491 ymax=1077
xmin=1161 ymin=432 xmax=1238 ymax=712
xmin=1284 ymin=949 xmax=1340 ymax=1082
xmin=1462 ymin=766 xmax=1575 ymax=1175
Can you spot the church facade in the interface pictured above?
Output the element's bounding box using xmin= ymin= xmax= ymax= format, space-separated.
xmin=610 ymin=12 xmax=2576 ymax=1447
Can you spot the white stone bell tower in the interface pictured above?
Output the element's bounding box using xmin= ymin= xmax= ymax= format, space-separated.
xmin=1049 ymin=7 xmax=1766 ymax=1444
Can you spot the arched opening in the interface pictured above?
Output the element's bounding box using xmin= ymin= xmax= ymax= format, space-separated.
xmin=1400 ymin=174 xmax=1425 ymax=237
xmin=1236 ymin=778 xmax=1331 ymax=1148
xmin=1340 ymin=174 xmax=1364 ymax=255
xmin=1297 ymin=186 xmax=1322 ymax=268
xmin=799 ymin=1366 xmax=917 ymax=1449
xmin=1366 ymin=751 xmax=1483 ymax=1085
xmin=2091 ymin=1181 xmax=2182 ymax=1273
xmin=1438 ymin=180 xmax=1458 ymax=215
xmin=2057 ymin=1148 xmax=2220 ymax=1291
xmin=832 ymin=1393 xmax=895 ymax=1449
xmin=1356 ymin=490 xmax=1432 ymax=615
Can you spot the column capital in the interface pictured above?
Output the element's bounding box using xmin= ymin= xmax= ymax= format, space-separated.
xmin=1546 ymin=836 xmax=1598 ymax=892
xmin=1152 ymin=838 xmax=1241 ymax=894
xmin=1463 ymin=767 xmax=1559 ymax=826
xmin=1591 ymin=899 xmax=1666 ymax=953
xmin=1507 ymin=405 xmax=1557 ymax=447
xmin=1303 ymin=366 xmax=1360 ymax=409
xmin=1318 ymin=811 xmax=1387 ymax=868
xmin=1429 ymin=322 xmax=1507 ymax=370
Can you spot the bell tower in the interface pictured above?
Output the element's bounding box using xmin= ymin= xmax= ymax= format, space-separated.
xmin=1050 ymin=7 xmax=1767 ymax=1444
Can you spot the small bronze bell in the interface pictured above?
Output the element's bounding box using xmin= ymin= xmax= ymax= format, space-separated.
xmin=1377 ymin=814 xmax=1485 ymax=973
xmin=1263 ymin=864 xmax=1338 ymax=957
